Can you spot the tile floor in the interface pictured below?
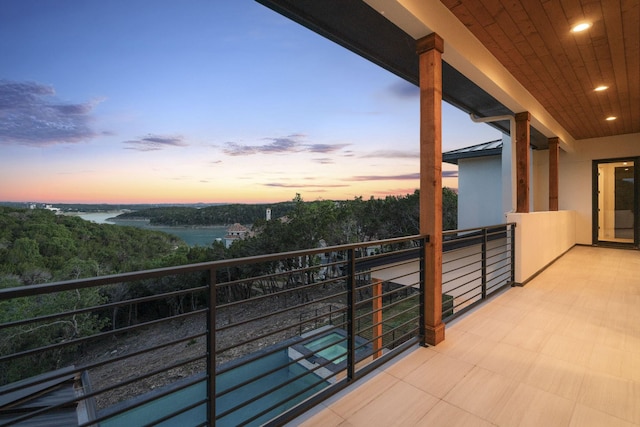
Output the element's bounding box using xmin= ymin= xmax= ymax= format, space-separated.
xmin=287 ymin=246 xmax=640 ymax=426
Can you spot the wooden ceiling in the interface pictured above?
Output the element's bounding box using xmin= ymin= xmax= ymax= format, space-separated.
xmin=440 ymin=0 xmax=640 ymax=141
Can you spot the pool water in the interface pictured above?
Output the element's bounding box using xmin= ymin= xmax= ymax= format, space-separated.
xmin=99 ymin=349 xmax=328 ymax=427
xmin=303 ymin=332 xmax=348 ymax=364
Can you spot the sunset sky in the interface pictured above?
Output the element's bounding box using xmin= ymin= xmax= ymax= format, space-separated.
xmin=0 ymin=0 xmax=501 ymax=204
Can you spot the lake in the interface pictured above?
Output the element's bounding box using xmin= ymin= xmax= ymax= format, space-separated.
xmin=73 ymin=212 xmax=229 ymax=247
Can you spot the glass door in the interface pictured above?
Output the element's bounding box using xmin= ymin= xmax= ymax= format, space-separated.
xmin=593 ymin=159 xmax=638 ymax=246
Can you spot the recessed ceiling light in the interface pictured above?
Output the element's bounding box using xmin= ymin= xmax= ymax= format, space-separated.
xmin=594 ymin=85 xmax=608 ymax=91
xmin=571 ymin=22 xmax=591 ymax=32
xmin=605 ymin=116 xmax=617 ymax=121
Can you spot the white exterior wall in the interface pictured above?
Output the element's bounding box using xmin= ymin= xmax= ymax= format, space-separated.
xmin=458 ymin=156 xmax=503 ymax=229
xmin=533 ymin=133 xmax=639 ymax=244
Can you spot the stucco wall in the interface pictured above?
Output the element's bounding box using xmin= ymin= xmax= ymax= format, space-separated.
xmin=507 ymin=210 xmax=576 ymax=283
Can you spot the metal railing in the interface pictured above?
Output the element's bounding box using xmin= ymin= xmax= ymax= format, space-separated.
xmin=0 ymin=224 xmax=516 ymax=426
xmin=0 ymin=235 xmax=427 ymax=427
xmin=442 ymin=223 xmax=516 ymax=320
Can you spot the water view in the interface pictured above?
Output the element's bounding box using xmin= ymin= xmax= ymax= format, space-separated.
xmin=74 ymin=212 xmax=228 ymax=247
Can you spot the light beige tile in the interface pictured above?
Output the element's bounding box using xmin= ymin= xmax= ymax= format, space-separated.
xmin=569 ymin=403 xmax=637 ymax=427
xmin=346 ymin=381 xmax=438 ymax=426
xmin=384 ymin=346 xmax=437 ymax=380
xmin=416 ymin=400 xmax=494 ymax=427
xmin=501 ymin=325 xmax=549 ymax=352
xmin=624 ymin=332 xmax=640 ymax=354
xmin=578 ymin=371 xmax=640 ymax=424
xmin=495 ymin=382 xmax=575 ymax=427
xmin=588 ymin=345 xmax=625 ymax=378
xmin=453 ymin=333 xmax=499 ymax=366
xmin=476 ymin=341 xmax=537 ymax=381
xmin=443 ymin=366 xmax=517 ymax=423
xmin=295 ymin=406 xmax=346 ymax=427
xmin=327 ymin=371 xmax=398 ymax=419
xmin=540 ymin=334 xmax=594 ymax=367
xmin=621 ymin=350 xmax=640 ymax=383
xmin=465 ymin=316 xmax=515 ymax=342
xmin=487 ymin=304 xmax=527 ymax=324
xmin=594 ymin=325 xmax=627 ymax=351
xmin=403 ymin=352 xmax=474 ymax=398
xmin=523 ymin=353 xmax=586 ymax=401
xmin=430 ymin=328 xmax=494 ymax=364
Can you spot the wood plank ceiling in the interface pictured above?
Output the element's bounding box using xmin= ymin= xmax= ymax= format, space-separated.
xmin=440 ymin=0 xmax=639 ymax=141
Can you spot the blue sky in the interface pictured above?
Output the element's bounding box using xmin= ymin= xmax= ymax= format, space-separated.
xmin=0 ymin=0 xmax=500 ymax=204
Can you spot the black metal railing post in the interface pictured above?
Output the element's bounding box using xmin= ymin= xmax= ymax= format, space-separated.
xmin=510 ymin=224 xmax=516 ymax=284
xmin=419 ymin=235 xmax=426 ymax=346
xmin=481 ymin=228 xmax=487 ymax=299
xmin=207 ymin=266 xmax=217 ymax=425
xmin=346 ymin=247 xmax=356 ymax=381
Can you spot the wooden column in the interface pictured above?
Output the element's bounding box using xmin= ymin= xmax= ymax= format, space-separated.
xmin=417 ymin=33 xmax=445 ymax=346
xmin=372 ymin=278 xmax=383 ymax=359
xmin=515 ymin=112 xmax=531 ymax=213
xmin=548 ymin=137 xmax=559 ymax=211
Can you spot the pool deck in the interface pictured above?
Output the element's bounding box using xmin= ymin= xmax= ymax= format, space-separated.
xmin=287 ymin=245 xmax=640 ymax=426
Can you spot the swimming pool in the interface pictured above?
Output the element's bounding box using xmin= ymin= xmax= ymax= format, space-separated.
xmin=99 ymin=348 xmax=328 ymax=427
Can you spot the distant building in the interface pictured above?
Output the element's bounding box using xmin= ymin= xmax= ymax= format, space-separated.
xmin=266 ymin=208 xmax=272 ymax=221
xmin=223 ymin=223 xmax=250 ymax=248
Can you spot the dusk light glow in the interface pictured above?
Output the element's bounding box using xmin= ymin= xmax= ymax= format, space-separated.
xmin=0 ymin=0 xmax=500 ymax=204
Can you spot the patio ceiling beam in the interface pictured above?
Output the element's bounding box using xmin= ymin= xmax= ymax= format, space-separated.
xmin=515 ymin=112 xmax=531 ymax=213
xmin=549 ymin=137 xmax=560 ymax=211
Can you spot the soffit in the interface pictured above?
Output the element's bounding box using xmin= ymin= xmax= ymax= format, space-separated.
xmin=439 ymin=0 xmax=639 ymax=140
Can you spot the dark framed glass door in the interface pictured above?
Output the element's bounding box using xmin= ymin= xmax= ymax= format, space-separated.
xmin=593 ymin=158 xmax=639 ymax=247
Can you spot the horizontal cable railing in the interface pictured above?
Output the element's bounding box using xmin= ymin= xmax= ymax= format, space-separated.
xmin=442 ymin=223 xmax=516 ymax=320
xmin=0 ymin=234 xmax=427 ymax=427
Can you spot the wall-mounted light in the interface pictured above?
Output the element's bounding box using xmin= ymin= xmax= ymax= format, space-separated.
xmin=594 ymin=85 xmax=608 ymax=91
xmin=605 ymin=116 xmax=617 ymax=121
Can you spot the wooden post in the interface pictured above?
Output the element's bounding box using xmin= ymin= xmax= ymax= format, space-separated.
xmin=515 ymin=112 xmax=530 ymax=213
xmin=372 ymin=278 xmax=383 ymax=359
xmin=417 ymin=33 xmax=445 ymax=346
xmin=548 ymin=137 xmax=559 ymax=211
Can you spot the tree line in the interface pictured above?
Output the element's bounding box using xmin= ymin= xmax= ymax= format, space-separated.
xmin=0 ymin=190 xmax=456 ymax=383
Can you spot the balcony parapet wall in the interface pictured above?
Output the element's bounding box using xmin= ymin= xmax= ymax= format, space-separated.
xmin=507 ymin=210 xmax=576 ymax=284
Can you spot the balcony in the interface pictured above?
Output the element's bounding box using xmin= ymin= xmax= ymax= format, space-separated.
xmin=290 ymin=245 xmax=640 ymax=426
xmin=0 ymin=225 xmax=514 ymax=426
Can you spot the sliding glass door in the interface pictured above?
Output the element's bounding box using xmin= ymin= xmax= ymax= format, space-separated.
xmin=593 ymin=158 xmax=639 ymax=247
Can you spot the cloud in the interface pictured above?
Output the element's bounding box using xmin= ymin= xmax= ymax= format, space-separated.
xmin=224 ymin=134 xmax=302 ymax=156
xmin=264 ymin=182 xmax=348 ymax=188
xmin=313 ymin=158 xmax=334 ymax=164
xmin=349 ymin=173 xmax=420 ymax=181
xmin=124 ymin=134 xmax=187 ymax=151
xmin=223 ymin=134 xmax=349 ymax=156
xmin=373 ymin=188 xmax=419 ymax=196
xmin=306 ymin=143 xmax=349 ymax=153
xmin=387 ymin=80 xmax=419 ymax=99
xmin=350 ymin=171 xmax=457 ymax=181
xmin=361 ymin=150 xmax=419 ymax=159
xmin=0 ymin=80 xmax=101 ymax=146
